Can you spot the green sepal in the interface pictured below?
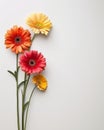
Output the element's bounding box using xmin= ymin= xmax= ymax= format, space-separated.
xmin=8 ymin=70 xmax=16 ymax=79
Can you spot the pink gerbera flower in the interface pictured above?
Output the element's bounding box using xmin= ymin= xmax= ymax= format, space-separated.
xmin=19 ymin=50 xmax=46 ymax=74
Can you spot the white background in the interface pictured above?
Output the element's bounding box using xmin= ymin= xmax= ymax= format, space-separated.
xmin=0 ymin=0 xmax=104 ymax=130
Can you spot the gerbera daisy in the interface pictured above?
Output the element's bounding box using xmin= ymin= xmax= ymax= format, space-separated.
xmin=26 ymin=13 xmax=52 ymax=35
xmin=19 ymin=50 xmax=46 ymax=74
xmin=32 ymin=74 xmax=48 ymax=91
xmin=5 ymin=25 xmax=31 ymax=54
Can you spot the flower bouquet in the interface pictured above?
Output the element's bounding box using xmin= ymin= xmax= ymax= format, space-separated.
xmin=4 ymin=13 xmax=52 ymax=130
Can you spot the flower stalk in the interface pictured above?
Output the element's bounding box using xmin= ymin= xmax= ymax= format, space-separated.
xmin=22 ymin=75 xmax=30 ymax=130
xmin=25 ymin=86 xmax=36 ymax=130
xmin=16 ymin=54 xmax=20 ymax=130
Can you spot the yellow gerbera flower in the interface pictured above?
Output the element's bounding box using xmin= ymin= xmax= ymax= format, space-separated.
xmin=32 ymin=74 xmax=48 ymax=91
xmin=26 ymin=13 xmax=52 ymax=35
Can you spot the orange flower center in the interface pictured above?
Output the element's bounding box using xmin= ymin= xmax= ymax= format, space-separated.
xmin=37 ymin=79 xmax=41 ymax=84
xmin=15 ymin=37 xmax=21 ymax=43
xmin=29 ymin=59 xmax=36 ymax=66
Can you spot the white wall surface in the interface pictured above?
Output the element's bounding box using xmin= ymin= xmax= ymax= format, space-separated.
xmin=0 ymin=0 xmax=104 ymax=130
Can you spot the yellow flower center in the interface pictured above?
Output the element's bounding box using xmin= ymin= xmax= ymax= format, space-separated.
xmin=29 ymin=59 xmax=36 ymax=66
xmin=35 ymin=22 xmax=43 ymax=29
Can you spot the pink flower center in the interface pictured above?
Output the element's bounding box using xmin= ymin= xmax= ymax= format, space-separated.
xmin=29 ymin=59 xmax=36 ymax=66
xmin=15 ymin=36 xmax=21 ymax=43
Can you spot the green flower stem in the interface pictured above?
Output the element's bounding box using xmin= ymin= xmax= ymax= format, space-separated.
xmin=16 ymin=54 xmax=20 ymax=130
xmin=22 ymin=75 xmax=30 ymax=130
xmin=24 ymin=86 xmax=36 ymax=130
xmin=29 ymin=33 xmax=36 ymax=50
xmin=32 ymin=33 xmax=36 ymax=42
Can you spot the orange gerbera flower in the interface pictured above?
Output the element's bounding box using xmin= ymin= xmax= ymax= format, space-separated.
xmin=5 ymin=25 xmax=31 ymax=54
xmin=26 ymin=13 xmax=52 ymax=35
